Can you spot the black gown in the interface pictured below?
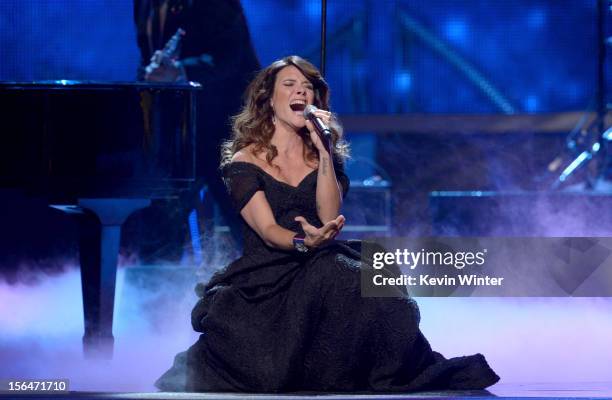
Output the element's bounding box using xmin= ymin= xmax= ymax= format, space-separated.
xmin=155 ymin=161 xmax=500 ymax=393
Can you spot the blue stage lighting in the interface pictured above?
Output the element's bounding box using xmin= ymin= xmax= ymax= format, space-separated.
xmin=524 ymin=95 xmax=540 ymax=112
xmin=527 ymin=8 xmax=547 ymax=29
xmin=394 ymin=71 xmax=412 ymax=92
xmin=444 ymin=18 xmax=469 ymax=45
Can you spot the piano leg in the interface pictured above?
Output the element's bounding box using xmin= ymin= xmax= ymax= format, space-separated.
xmin=78 ymin=211 xmax=116 ymax=358
xmin=53 ymin=198 xmax=151 ymax=359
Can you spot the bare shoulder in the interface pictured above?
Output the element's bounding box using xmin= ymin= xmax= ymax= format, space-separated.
xmin=231 ymin=144 xmax=266 ymax=167
xmin=231 ymin=146 xmax=255 ymax=163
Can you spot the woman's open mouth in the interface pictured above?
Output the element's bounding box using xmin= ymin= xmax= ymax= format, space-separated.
xmin=289 ymin=102 xmax=306 ymax=112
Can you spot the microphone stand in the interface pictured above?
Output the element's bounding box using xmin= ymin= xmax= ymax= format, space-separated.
xmin=320 ymin=0 xmax=327 ymax=76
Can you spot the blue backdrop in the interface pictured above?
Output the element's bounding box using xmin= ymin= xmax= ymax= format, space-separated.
xmin=0 ymin=0 xmax=607 ymax=114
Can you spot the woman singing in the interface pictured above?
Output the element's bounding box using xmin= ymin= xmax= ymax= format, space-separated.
xmin=156 ymin=55 xmax=499 ymax=393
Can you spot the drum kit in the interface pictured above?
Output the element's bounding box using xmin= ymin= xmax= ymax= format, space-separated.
xmin=549 ymin=0 xmax=611 ymax=190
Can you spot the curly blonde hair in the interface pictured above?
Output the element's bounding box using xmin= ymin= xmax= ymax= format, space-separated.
xmin=221 ymin=55 xmax=349 ymax=167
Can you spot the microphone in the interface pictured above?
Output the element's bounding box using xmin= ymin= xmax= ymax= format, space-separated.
xmin=303 ymin=105 xmax=332 ymax=139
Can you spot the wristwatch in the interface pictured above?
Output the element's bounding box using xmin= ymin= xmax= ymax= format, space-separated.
xmin=293 ymin=233 xmax=309 ymax=253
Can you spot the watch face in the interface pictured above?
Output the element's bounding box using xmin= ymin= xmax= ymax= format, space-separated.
xmin=295 ymin=242 xmax=309 ymax=253
xmin=293 ymin=236 xmax=308 ymax=253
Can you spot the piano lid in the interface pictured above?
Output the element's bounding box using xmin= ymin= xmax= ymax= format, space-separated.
xmin=1 ymin=80 xmax=201 ymax=201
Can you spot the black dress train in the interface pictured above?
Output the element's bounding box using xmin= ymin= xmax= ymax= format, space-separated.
xmin=155 ymin=161 xmax=499 ymax=392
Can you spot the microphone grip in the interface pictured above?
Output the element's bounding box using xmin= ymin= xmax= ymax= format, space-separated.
xmin=312 ymin=117 xmax=332 ymax=139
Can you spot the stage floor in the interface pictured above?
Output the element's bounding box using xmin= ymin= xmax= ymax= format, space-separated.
xmin=2 ymin=383 xmax=612 ymax=400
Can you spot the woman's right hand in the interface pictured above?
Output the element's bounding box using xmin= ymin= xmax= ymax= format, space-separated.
xmin=294 ymin=215 xmax=345 ymax=249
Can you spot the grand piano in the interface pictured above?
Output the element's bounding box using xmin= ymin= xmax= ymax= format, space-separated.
xmin=0 ymin=81 xmax=201 ymax=357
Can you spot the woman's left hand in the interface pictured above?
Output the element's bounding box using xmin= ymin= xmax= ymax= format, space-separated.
xmin=305 ymin=109 xmax=332 ymax=153
xmin=295 ymin=215 xmax=345 ymax=249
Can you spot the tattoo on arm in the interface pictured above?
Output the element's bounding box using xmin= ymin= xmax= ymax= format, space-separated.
xmin=316 ymin=202 xmax=321 ymax=212
xmin=321 ymin=156 xmax=329 ymax=176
